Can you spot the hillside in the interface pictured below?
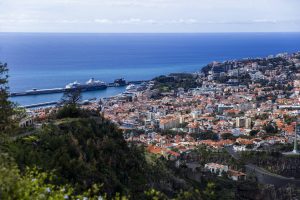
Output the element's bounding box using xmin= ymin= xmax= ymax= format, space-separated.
xmin=7 ymin=108 xmax=197 ymax=199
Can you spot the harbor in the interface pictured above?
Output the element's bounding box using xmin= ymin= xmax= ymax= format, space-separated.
xmin=10 ymin=78 xmax=149 ymax=97
xmin=10 ymin=78 xmax=150 ymax=108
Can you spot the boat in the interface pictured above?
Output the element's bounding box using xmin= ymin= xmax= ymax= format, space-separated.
xmin=65 ymin=81 xmax=81 ymax=89
xmin=65 ymin=78 xmax=107 ymax=91
xmin=126 ymin=84 xmax=136 ymax=91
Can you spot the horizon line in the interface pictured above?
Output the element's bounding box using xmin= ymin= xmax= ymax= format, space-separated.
xmin=1 ymin=31 xmax=300 ymax=34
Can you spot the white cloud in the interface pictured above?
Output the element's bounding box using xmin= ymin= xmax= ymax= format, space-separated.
xmin=94 ymin=18 xmax=198 ymax=25
xmin=0 ymin=0 xmax=300 ymax=32
xmin=252 ymin=19 xmax=278 ymax=24
xmin=94 ymin=19 xmax=112 ymax=24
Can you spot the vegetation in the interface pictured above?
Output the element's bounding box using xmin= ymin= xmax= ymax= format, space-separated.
xmin=10 ymin=113 xmax=147 ymax=197
xmin=221 ymin=132 xmax=236 ymax=140
xmin=0 ymin=63 xmax=15 ymax=134
xmin=191 ymin=130 xmax=219 ymax=141
xmin=241 ymin=151 xmax=300 ymax=178
xmin=152 ymin=73 xmax=201 ymax=93
xmin=60 ymin=89 xmax=82 ymax=105
xmin=0 ymin=154 xmax=77 ymax=200
xmin=7 ymin=107 xmax=209 ymax=199
xmin=187 ymin=146 xmax=243 ymax=168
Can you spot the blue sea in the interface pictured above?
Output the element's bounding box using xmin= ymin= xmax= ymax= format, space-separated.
xmin=0 ymin=32 xmax=300 ymax=106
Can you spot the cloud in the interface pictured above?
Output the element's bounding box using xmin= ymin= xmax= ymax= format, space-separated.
xmin=1 ymin=0 xmax=300 ymax=32
xmin=94 ymin=19 xmax=112 ymax=24
xmin=93 ymin=18 xmax=199 ymax=25
xmin=166 ymin=19 xmax=198 ymax=24
xmin=118 ymin=18 xmax=156 ymax=24
xmin=59 ymin=19 xmax=81 ymax=24
xmin=1 ymin=17 xmax=300 ymax=26
xmin=252 ymin=19 xmax=278 ymax=24
xmin=103 ymin=0 xmax=173 ymax=8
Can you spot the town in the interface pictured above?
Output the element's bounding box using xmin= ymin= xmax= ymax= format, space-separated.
xmin=22 ymin=51 xmax=300 ymax=186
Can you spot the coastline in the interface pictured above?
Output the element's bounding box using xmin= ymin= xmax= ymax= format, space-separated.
xmin=11 ymin=50 xmax=300 ymax=107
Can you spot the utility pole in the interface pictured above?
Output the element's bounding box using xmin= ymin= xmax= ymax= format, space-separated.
xmin=293 ymin=119 xmax=300 ymax=154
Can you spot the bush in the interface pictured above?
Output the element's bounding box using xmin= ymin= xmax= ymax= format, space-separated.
xmin=56 ymin=104 xmax=82 ymax=119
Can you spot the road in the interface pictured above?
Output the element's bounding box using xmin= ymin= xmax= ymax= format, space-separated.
xmin=225 ymin=146 xmax=300 ymax=187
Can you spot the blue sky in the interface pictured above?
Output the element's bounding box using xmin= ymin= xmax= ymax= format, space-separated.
xmin=0 ymin=0 xmax=300 ymax=32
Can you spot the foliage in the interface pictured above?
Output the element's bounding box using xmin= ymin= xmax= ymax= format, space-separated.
xmin=0 ymin=63 xmax=15 ymax=134
xmin=10 ymin=116 xmax=147 ymax=196
xmin=263 ymin=122 xmax=278 ymax=134
xmin=249 ymin=130 xmax=259 ymax=137
xmin=221 ymin=132 xmax=236 ymax=140
xmin=152 ymin=73 xmax=201 ymax=93
xmin=203 ymin=182 xmax=217 ymax=200
xmin=143 ymin=189 xmax=169 ymax=200
xmin=9 ymin=111 xmax=195 ymax=199
xmin=187 ymin=146 xmax=243 ymax=169
xmin=283 ymin=114 xmax=297 ymax=125
xmin=60 ymin=89 xmax=82 ymax=105
xmin=56 ymin=104 xmax=82 ymax=119
xmin=174 ymin=189 xmax=203 ymax=200
xmin=191 ymin=130 xmax=219 ymax=141
xmin=0 ymin=153 xmax=75 ymax=200
xmin=240 ymin=151 xmax=300 ymax=178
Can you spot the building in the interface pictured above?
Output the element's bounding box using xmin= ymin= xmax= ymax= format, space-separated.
xmin=204 ymin=162 xmax=246 ymax=181
xmin=245 ymin=118 xmax=252 ymax=129
xmin=218 ymin=104 xmax=234 ymax=113
xmin=159 ymin=116 xmax=180 ymax=130
xmin=236 ymin=117 xmax=245 ymax=128
xmin=204 ymin=163 xmax=228 ymax=176
xmin=227 ymin=170 xmax=246 ymax=181
xmin=19 ymin=115 xmax=34 ymax=128
xmin=236 ymin=117 xmax=252 ymax=129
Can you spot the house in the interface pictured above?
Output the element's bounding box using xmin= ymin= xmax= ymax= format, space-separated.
xmin=233 ymin=145 xmax=247 ymax=152
xmin=19 ymin=114 xmax=34 ymax=128
xmin=227 ymin=169 xmax=246 ymax=181
xmin=147 ymin=145 xmax=180 ymax=160
xmin=187 ymin=122 xmax=199 ymax=133
xmin=204 ymin=163 xmax=228 ymax=176
xmin=205 ymin=162 xmax=246 ymax=181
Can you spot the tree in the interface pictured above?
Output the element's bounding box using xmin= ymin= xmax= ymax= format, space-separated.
xmin=249 ymin=130 xmax=259 ymax=137
xmin=60 ymin=89 xmax=82 ymax=105
xmin=221 ymin=133 xmax=235 ymax=140
xmin=203 ymin=182 xmax=216 ymax=200
xmin=57 ymin=89 xmax=83 ymax=119
xmin=264 ymin=123 xmax=278 ymax=134
xmin=191 ymin=131 xmax=219 ymax=141
xmin=0 ymin=154 xmax=74 ymax=200
xmin=0 ymin=63 xmax=14 ymax=132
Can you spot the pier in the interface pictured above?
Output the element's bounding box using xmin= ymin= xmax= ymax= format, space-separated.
xmin=22 ymin=101 xmax=58 ymax=109
xmin=10 ymin=80 xmax=149 ymax=97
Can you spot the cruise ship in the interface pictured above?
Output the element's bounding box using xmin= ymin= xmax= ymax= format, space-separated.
xmin=65 ymin=78 xmax=107 ymax=91
xmin=10 ymin=78 xmax=107 ymax=97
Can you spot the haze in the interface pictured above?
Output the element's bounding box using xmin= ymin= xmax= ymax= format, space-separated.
xmin=0 ymin=0 xmax=300 ymax=32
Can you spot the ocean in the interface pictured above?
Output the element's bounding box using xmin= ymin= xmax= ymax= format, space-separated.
xmin=0 ymin=32 xmax=300 ymax=106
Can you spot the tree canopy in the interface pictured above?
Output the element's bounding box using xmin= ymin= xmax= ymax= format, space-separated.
xmin=0 ymin=63 xmax=14 ymax=133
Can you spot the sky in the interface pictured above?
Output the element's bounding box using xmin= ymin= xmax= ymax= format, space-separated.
xmin=0 ymin=0 xmax=300 ymax=33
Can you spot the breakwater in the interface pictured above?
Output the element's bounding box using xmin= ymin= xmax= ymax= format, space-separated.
xmin=10 ymin=80 xmax=149 ymax=97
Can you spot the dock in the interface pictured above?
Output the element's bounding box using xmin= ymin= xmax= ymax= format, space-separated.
xmin=22 ymin=101 xmax=58 ymax=109
xmin=10 ymin=80 xmax=150 ymax=97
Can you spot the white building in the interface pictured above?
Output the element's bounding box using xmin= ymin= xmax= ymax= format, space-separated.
xmin=204 ymin=163 xmax=229 ymax=176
